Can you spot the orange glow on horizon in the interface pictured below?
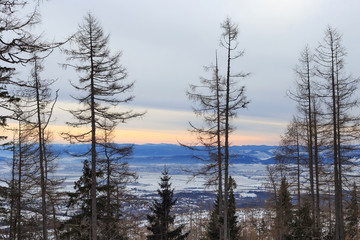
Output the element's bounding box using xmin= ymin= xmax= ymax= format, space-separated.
xmin=0 ymin=123 xmax=279 ymax=146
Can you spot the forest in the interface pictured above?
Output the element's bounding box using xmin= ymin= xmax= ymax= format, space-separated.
xmin=0 ymin=1 xmax=360 ymax=240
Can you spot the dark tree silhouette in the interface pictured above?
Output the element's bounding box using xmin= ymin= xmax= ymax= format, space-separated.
xmin=146 ymin=168 xmax=189 ymax=240
xmin=207 ymin=176 xmax=239 ymax=240
xmin=291 ymin=199 xmax=313 ymax=240
xmin=274 ymin=177 xmax=293 ymax=240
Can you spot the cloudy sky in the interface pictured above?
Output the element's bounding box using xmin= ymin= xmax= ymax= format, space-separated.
xmin=25 ymin=0 xmax=360 ymax=145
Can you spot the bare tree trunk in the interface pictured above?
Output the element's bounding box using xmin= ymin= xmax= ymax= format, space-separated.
xmin=89 ymin=22 xmax=98 ymax=240
xmin=313 ymin=100 xmax=321 ymax=233
xmin=16 ymin=122 xmax=22 ymax=240
xmin=335 ymin=57 xmax=344 ymax=240
xmin=34 ymin=59 xmax=48 ymax=240
xmin=223 ymin=30 xmax=232 ymax=240
xmin=215 ymin=52 xmax=224 ymax=240
xmin=330 ymin=48 xmax=342 ymax=240
xmin=296 ymin=132 xmax=301 ymax=208
xmin=305 ymin=55 xmax=316 ymax=235
xmin=9 ymin=138 xmax=16 ymax=240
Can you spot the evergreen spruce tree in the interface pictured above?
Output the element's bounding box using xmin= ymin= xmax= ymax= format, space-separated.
xmin=146 ymin=168 xmax=189 ymax=240
xmin=60 ymin=160 xmax=104 ymax=240
xmin=291 ymin=199 xmax=313 ymax=239
xmin=345 ymin=183 xmax=359 ymax=240
xmin=228 ymin=177 xmax=239 ymax=240
xmin=274 ymin=177 xmax=293 ymax=240
xmin=207 ymin=176 xmax=238 ymax=240
xmin=207 ymin=194 xmax=222 ymax=240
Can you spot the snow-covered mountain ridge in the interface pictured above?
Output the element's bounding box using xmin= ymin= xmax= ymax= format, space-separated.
xmin=45 ymin=143 xmax=277 ymax=165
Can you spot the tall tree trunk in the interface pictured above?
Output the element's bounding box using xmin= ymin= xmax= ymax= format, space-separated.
xmin=215 ymin=52 xmax=224 ymax=240
xmin=9 ymin=138 xmax=16 ymax=240
xmin=16 ymin=122 xmax=22 ymax=240
xmin=89 ymin=22 xmax=98 ymax=240
xmin=313 ymin=100 xmax=321 ymax=233
xmin=296 ymin=132 xmax=301 ymax=209
xmin=305 ymin=53 xmax=315 ymax=234
xmin=34 ymin=59 xmax=48 ymax=240
xmin=335 ymin=54 xmax=344 ymax=239
xmin=330 ymin=45 xmax=342 ymax=240
xmin=223 ymin=31 xmax=232 ymax=240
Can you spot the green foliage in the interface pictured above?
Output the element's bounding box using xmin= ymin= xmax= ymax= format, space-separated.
xmin=59 ymin=160 xmax=94 ymax=240
xmin=146 ymin=168 xmax=189 ymax=240
xmin=228 ymin=177 xmax=239 ymax=240
xmin=274 ymin=177 xmax=293 ymax=240
xmin=59 ymin=159 xmax=129 ymax=240
xmin=207 ymin=194 xmax=222 ymax=240
xmin=207 ymin=176 xmax=239 ymax=240
xmin=291 ymin=200 xmax=313 ymax=239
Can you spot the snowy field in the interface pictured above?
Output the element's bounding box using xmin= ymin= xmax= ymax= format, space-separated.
xmin=0 ymin=144 xmax=274 ymax=209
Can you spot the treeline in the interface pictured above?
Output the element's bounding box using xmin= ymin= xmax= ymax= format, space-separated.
xmin=1 ymin=1 xmax=360 ymax=240
xmin=266 ymin=27 xmax=360 ymax=240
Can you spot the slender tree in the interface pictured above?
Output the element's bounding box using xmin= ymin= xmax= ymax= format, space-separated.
xmin=274 ymin=116 xmax=304 ymax=208
xmin=220 ymin=17 xmax=249 ymax=240
xmin=291 ymin=46 xmax=316 ymax=225
xmin=184 ymin=52 xmax=225 ymax=238
xmin=61 ymin=13 xmax=143 ymax=240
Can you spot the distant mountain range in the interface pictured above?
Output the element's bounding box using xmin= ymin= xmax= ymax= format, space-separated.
xmin=45 ymin=143 xmax=278 ymax=165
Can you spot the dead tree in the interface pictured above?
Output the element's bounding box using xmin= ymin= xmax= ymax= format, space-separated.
xmin=315 ymin=26 xmax=360 ymax=240
xmin=61 ymin=13 xmax=144 ymax=240
xmin=220 ymin=17 xmax=250 ymax=240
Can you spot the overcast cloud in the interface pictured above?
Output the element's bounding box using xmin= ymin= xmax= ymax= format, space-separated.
xmin=26 ymin=0 xmax=360 ymax=145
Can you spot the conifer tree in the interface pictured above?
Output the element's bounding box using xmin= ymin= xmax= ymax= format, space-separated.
xmin=274 ymin=177 xmax=293 ymax=240
xmin=146 ymin=168 xmax=189 ymax=240
xmin=345 ymin=183 xmax=359 ymax=240
xmin=60 ymin=160 xmax=102 ymax=240
xmin=207 ymin=176 xmax=238 ymax=240
xmin=291 ymin=199 xmax=313 ymax=240
xmin=207 ymin=194 xmax=222 ymax=240
xmin=228 ymin=177 xmax=239 ymax=240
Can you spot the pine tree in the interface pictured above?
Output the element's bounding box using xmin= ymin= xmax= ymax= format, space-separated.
xmin=60 ymin=160 xmax=94 ymax=240
xmin=345 ymin=183 xmax=359 ymax=240
xmin=207 ymin=176 xmax=238 ymax=240
xmin=228 ymin=177 xmax=239 ymax=240
xmin=207 ymin=194 xmax=222 ymax=240
xmin=274 ymin=177 xmax=293 ymax=240
xmin=146 ymin=168 xmax=189 ymax=240
xmin=291 ymin=199 xmax=313 ymax=239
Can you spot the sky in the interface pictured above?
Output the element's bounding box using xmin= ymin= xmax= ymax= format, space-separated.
xmin=7 ymin=0 xmax=360 ymax=145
